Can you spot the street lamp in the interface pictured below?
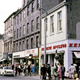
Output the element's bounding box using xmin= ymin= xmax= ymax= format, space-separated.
xmin=39 ymin=8 xmax=48 ymax=65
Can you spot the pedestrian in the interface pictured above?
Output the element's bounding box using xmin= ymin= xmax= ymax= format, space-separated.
xmin=78 ymin=66 xmax=80 ymax=79
xmin=47 ymin=64 xmax=51 ymax=80
xmin=57 ymin=63 xmax=62 ymax=80
xmin=28 ymin=65 xmax=30 ymax=75
xmin=23 ymin=63 xmax=26 ymax=76
xmin=15 ymin=65 xmax=17 ymax=76
xmin=66 ymin=71 xmax=69 ymax=80
xmin=18 ymin=64 xmax=21 ymax=76
xmin=51 ymin=64 xmax=55 ymax=79
xmin=69 ymin=63 xmax=76 ymax=79
xmin=41 ymin=64 xmax=47 ymax=80
xmin=61 ymin=64 xmax=65 ymax=80
xmin=32 ymin=64 xmax=36 ymax=75
xmin=12 ymin=64 xmax=14 ymax=70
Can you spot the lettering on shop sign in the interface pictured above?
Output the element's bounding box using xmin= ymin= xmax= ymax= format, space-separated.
xmin=27 ymin=50 xmax=35 ymax=54
xmin=53 ymin=44 xmax=67 ymax=49
xmin=41 ymin=46 xmax=52 ymax=51
xmin=69 ymin=43 xmax=80 ymax=47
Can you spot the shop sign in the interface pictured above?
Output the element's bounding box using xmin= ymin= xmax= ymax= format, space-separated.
xmin=69 ymin=43 xmax=80 ymax=47
xmin=25 ymin=48 xmax=38 ymax=57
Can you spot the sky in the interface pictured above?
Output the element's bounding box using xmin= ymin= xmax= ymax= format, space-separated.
xmin=0 ymin=0 xmax=22 ymax=34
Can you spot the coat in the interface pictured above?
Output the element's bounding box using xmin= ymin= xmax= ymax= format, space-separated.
xmin=57 ymin=66 xmax=62 ymax=77
xmin=51 ymin=67 xmax=55 ymax=75
xmin=32 ymin=65 xmax=36 ymax=74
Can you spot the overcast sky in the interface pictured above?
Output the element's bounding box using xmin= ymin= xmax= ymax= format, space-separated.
xmin=0 ymin=0 xmax=22 ymax=34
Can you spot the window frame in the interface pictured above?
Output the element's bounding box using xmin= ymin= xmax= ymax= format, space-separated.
xmin=27 ymin=23 xmax=29 ymax=34
xmin=37 ymin=0 xmax=39 ymax=9
xmin=32 ymin=2 xmax=34 ymax=12
xmin=31 ymin=20 xmax=34 ymax=32
xmin=31 ymin=38 xmax=33 ymax=48
xmin=36 ymin=17 xmax=39 ymax=29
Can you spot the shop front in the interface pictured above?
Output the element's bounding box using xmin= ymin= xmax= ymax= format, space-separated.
xmin=13 ymin=51 xmax=25 ymax=65
xmin=41 ymin=40 xmax=80 ymax=74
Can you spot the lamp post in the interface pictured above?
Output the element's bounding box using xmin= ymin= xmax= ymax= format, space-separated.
xmin=39 ymin=8 xmax=48 ymax=65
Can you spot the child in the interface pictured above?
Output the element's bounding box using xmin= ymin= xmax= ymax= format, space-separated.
xmin=74 ymin=71 xmax=78 ymax=79
xmin=66 ymin=71 xmax=69 ymax=80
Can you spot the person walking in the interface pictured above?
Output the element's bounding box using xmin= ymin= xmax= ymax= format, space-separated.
xmin=18 ymin=64 xmax=21 ymax=76
xmin=61 ymin=65 xmax=65 ymax=80
xmin=41 ymin=64 xmax=47 ymax=80
xmin=66 ymin=71 xmax=69 ymax=80
xmin=69 ymin=63 xmax=76 ymax=79
xmin=28 ymin=65 xmax=30 ymax=75
xmin=51 ymin=64 xmax=55 ymax=79
xmin=32 ymin=64 xmax=36 ymax=75
xmin=47 ymin=64 xmax=51 ymax=80
xmin=57 ymin=63 xmax=62 ymax=80
xmin=23 ymin=63 xmax=26 ymax=76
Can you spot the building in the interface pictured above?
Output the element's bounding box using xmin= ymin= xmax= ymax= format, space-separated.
xmin=0 ymin=34 xmax=4 ymax=61
xmin=4 ymin=11 xmax=18 ymax=64
xmin=41 ymin=0 xmax=80 ymax=74
xmin=13 ymin=0 xmax=64 ymax=69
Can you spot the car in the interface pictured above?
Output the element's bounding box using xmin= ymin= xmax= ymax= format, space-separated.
xmin=0 ymin=66 xmax=14 ymax=76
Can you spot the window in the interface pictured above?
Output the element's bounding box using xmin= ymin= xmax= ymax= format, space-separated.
xmin=23 ymin=0 xmax=25 ymax=5
xmin=31 ymin=38 xmax=33 ymax=48
xmin=16 ymin=43 xmax=18 ymax=51
xmin=27 ymin=23 xmax=29 ymax=34
xmin=31 ymin=20 xmax=34 ymax=32
xmin=58 ymin=11 xmax=62 ymax=31
xmin=19 ymin=42 xmax=21 ymax=50
xmin=27 ymin=6 xmax=29 ymax=15
xmin=37 ymin=0 xmax=39 ymax=9
xmin=20 ymin=13 xmax=22 ymax=21
xmin=17 ymin=29 xmax=18 ymax=38
xmin=36 ymin=17 xmax=39 ymax=29
xmin=26 ymin=39 xmax=29 ymax=49
xmin=36 ymin=36 xmax=39 ymax=47
xmin=13 ymin=44 xmax=15 ymax=52
xmin=23 ymin=25 xmax=25 ymax=35
xmin=17 ymin=15 xmax=19 ymax=24
xmin=32 ymin=2 xmax=34 ymax=12
xmin=20 ymin=27 xmax=21 ymax=37
xmin=14 ymin=31 xmax=16 ymax=39
xmin=23 ymin=41 xmax=25 ymax=50
xmin=51 ymin=15 xmax=54 ymax=33
xmin=23 ymin=10 xmax=25 ymax=19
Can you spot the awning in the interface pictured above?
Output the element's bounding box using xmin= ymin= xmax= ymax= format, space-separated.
xmin=0 ymin=58 xmax=6 ymax=62
xmin=74 ymin=52 xmax=80 ymax=58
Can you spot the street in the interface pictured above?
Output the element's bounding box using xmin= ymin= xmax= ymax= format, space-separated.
xmin=0 ymin=75 xmax=76 ymax=80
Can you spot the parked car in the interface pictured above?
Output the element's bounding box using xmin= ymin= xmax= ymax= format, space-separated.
xmin=0 ymin=66 xmax=14 ymax=76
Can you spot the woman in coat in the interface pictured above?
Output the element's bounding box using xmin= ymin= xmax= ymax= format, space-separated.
xmin=51 ymin=65 xmax=55 ymax=79
xmin=32 ymin=64 xmax=36 ymax=75
xmin=57 ymin=63 xmax=62 ymax=80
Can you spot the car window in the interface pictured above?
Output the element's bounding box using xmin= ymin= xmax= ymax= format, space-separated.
xmin=4 ymin=67 xmax=11 ymax=69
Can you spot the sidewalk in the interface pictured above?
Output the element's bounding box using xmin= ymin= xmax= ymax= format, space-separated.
xmin=19 ymin=74 xmax=76 ymax=80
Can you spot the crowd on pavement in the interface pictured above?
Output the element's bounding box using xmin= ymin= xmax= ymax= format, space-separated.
xmin=41 ymin=63 xmax=80 ymax=80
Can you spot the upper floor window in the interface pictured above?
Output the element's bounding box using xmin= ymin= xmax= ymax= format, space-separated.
xmin=17 ymin=29 xmax=18 ymax=38
xmin=23 ymin=10 xmax=25 ymax=19
xmin=13 ymin=44 xmax=15 ymax=52
xmin=31 ymin=38 xmax=33 ymax=48
xmin=19 ymin=42 xmax=21 ymax=50
xmin=37 ymin=0 xmax=39 ymax=9
xmin=20 ymin=13 xmax=22 ymax=21
xmin=16 ymin=43 xmax=18 ymax=51
xmin=31 ymin=20 xmax=34 ymax=32
xmin=26 ymin=39 xmax=29 ymax=49
xmin=27 ymin=23 xmax=29 ymax=34
xmin=36 ymin=17 xmax=39 ymax=29
xmin=58 ymin=11 xmax=62 ymax=31
xmin=27 ymin=6 xmax=29 ymax=16
xmin=23 ymin=25 xmax=25 ymax=35
xmin=17 ymin=15 xmax=19 ymax=24
xmin=23 ymin=41 xmax=25 ymax=50
xmin=32 ymin=2 xmax=34 ymax=12
xmin=20 ymin=27 xmax=21 ymax=37
xmin=14 ymin=31 xmax=16 ymax=39
xmin=36 ymin=36 xmax=39 ymax=47
xmin=51 ymin=15 xmax=54 ymax=33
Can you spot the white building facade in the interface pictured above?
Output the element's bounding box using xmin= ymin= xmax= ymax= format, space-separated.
xmin=40 ymin=1 xmax=80 ymax=74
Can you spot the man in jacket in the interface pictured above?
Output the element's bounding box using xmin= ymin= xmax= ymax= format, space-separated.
xmin=41 ymin=64 xmax=47 ymax=80
xmin=61 ymin=65 xmax=65 ymax=80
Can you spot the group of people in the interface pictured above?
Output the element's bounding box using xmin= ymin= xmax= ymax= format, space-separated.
xmin=41 ymin=63 xmax=80 ymax=80
xmin=12 ymin=63 xmax=38 ymax=76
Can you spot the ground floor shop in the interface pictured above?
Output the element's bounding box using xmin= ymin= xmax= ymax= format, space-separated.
xmin=40 ymin=40 xmax=80 ymax=75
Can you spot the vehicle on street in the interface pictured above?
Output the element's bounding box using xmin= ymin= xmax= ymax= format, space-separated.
xmin=0 ymin=66 xmax=14 ymax=76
